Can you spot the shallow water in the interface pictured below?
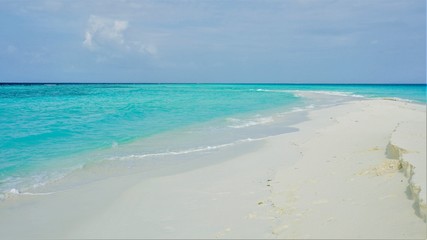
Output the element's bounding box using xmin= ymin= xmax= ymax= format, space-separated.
xmin=0 ymin=83 xmax=425 ymax=196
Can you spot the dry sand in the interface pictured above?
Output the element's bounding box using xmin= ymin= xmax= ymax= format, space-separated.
xmin=0 ymin=99 xmax=425 ymax=239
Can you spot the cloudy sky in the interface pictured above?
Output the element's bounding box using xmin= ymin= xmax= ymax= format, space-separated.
xmin=0 ymin=0 xmax=425 ymax=83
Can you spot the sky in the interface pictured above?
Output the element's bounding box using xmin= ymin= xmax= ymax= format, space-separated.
xmin=0 ymin=0 xmax=425 ymax=83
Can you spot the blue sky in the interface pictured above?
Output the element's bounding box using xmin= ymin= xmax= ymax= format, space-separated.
xmin=0 ymin=0 xmax=425 ymax=83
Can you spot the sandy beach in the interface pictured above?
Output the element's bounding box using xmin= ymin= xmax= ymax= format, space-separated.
xmin=0 ymin=98 xmax=425 ymax=239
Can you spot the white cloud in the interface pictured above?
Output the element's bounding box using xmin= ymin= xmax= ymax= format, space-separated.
xmin=83 ymin=15 xmax=157 ymax=57
xmin=83 ymin=32 xmax=93 ymax=49
xmin=132 ymin=42 xmax=157 ymax=56
xmin=83 ymin=15 xmax=128 ymax=50
xmin=143 ymin=45 xmax=157 ymax=56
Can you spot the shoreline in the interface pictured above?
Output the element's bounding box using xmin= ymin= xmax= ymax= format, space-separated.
xmin=1 ymin=86 xmax=425 ymax=197
xmin=0 ymin=98 xmax=425 ymax=238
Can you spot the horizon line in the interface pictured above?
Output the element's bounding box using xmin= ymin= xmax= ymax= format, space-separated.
xmin=0 ymin=82 xmax=426 ymax=85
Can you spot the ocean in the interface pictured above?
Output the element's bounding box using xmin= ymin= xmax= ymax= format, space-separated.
xmin=0 ymin=84 xmax=425 ymax=198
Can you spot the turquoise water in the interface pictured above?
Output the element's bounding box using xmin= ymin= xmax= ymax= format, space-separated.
xmin=0 ymin=84 xmax=425 ymax=195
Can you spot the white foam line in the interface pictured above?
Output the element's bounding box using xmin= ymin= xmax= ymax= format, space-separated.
xmin=0 ymin=188 xmax=58 ymax=201
xmin=20 ymin=191 xmax=56 ymax=196
xmin=256 ymin=88 xmax=423 ymax=103
xmin=290 ymin=90 xmax=364 ymax=98
xmin=227 ymin=116 xmax=274 ymax=129
xmin=115 ymin=138 xmax=263 ymax=161
xmin=254 ymin=89 xmax=364 ymax=98
xmin=378 ymin=97 xmax=415 ymax=103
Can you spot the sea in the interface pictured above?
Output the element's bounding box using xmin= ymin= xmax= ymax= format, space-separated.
xmin=0 ymin=84 xmax=425 ymax=198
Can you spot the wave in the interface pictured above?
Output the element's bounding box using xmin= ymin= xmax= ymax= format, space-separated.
xmin=292 ymin=90 xmax=364 ymax=98
xmin=0 ymin=188 xmax=57 ymax=201
xmin=9 ymin=188 xmax=56 ymax=196
xmin=378 ymin=97 xmax=415 ymax=103
xmin=226 ymin=116 xmax=274 ymax=129
xmin=254 ymin=88 xmax=422 ymax=105
xmin=254 ymin=89 xmax=289 ymax=93
xmin=0 ymin=164 xmax=84 ymax=201
xmin=254 ymin=88 xmax=364 ymax=98
xmin=288 ymin=104 xmax=315 ymax=113
xmin=112 ymin=138 xmax=263 ymax=161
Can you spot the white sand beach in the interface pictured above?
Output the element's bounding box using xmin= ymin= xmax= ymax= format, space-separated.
xmin=0 ymin=99 xmax=425 ymax=239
